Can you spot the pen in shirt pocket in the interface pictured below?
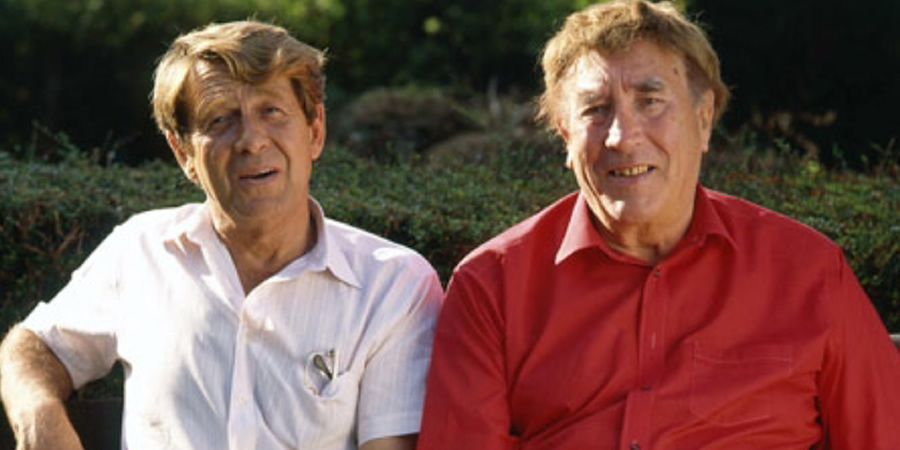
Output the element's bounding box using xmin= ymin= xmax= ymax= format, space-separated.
xmin=313 ymin=348 xmax=338 ymax=380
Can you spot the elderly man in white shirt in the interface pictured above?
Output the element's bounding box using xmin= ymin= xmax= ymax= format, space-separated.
xmin=0 ymin=20 xmax=442 ymax=450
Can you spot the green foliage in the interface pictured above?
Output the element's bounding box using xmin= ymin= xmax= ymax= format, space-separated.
xmin=0 ymin=0 xmax=345 ymax=164
xmin=1 ymin=127 xmax=898 ymax=402
xmin=0 ymin=0 xmax=587 ymax=164
xmin=2 ymin=130 xmax=898 ymax=335
xmin=0 ymin=131 xmax=893 ymax=411
xmin=311 ymin=138 xmax=574 ymax=279
xmin=330 ymin=86 xmax=482 ymax=161
xmin=0 ymin=132 xmax=201 ymax=328
xmin=2 ymin=0 xmax=899 ymax=170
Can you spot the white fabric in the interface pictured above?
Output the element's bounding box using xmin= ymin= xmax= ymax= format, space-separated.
xmin=22 ymin=198 xmax=443 ymax=449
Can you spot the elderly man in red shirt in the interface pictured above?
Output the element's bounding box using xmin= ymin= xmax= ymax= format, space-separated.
xmin=417 ymin=1 xmax=900 ymax=449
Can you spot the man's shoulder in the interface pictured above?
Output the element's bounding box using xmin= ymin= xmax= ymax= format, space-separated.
xmin=457 ymin=191 xmax=578 ymax=272
xmin=119 ymin=203 xmax=204 ymax=235
xmin=89 ymin=203 xmax=205 ymax=250
xmin=706 ymin=189 xmax=839 ymax=253
xmin=323 ymin=217 xmax=437 ymax=278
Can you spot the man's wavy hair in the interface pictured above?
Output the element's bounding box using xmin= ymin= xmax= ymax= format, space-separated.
xmin=537 ymin=0 xmax=730 ymax=135
xmin=152 ymin=20 xmax=326 ymax=141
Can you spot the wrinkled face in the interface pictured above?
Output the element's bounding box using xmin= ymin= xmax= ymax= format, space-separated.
xmin=170 ymin=62 xmax=325 ymax=229
xmin=558 ymin=40 xmax=713 ymax=239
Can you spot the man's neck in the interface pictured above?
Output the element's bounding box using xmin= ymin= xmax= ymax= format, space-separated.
xmin=592 ymin=207 xmax=694 ymax=266
xmin=213 ymin=206 xmax=317 ymax=295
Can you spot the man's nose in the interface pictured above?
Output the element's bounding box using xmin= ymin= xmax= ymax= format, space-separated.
xmin=235 ymin=116 xmax=268 ymax=154
xmin=604 ymin=107 xmax=637 ymax=151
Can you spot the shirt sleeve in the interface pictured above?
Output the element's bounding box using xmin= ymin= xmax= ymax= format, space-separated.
xmin=356 ymin=258 xmax=443 ymax=445
xmin=417 ymin=264 xmax=520 ymax=450
xmin=817 ymin=249 xmax=900 ymax=448
xmin=20 ymin=226 xmax=124 ymax=389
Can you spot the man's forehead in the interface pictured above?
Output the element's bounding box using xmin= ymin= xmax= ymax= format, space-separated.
xmin=564 ymin=44 xmax=684 ymax=96
xmin=187 ymin=62 xmax=248 ymax=99
xmin=568 ymin=52 xmax=612 ymax=91
xmin=185 ymin=63 xmax=286 ymax=112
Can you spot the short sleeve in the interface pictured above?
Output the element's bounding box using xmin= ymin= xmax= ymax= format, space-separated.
xmin=417 ymin=264 xmax=520 ymax=450
xmin=356 ymin=259 xmax=443 ymax=445
xmin=21 ymin=226 xmax=125 ymax=389
xmin=817 ymin=249 xmax=900 ymax=447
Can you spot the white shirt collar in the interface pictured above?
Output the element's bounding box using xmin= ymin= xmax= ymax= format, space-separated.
xmin=162 ymin=197 xmax=362 ymax=289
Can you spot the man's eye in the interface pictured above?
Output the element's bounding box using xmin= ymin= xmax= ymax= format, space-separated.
xmin=640 ymin=97 xmax=663 ymax=108
xmin=204 ymin=115 xmax=232 ymax=134
xmin=263 ymin=106 xmax=285 ymax=116
xmin=582 ymin=105 xmax=609 ymax=117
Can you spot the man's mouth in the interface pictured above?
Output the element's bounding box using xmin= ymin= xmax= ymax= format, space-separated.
xmin=609 ymin=165 xmax=653 ymax=177
xmin=239 ymin=168 xmax=277 ymax=180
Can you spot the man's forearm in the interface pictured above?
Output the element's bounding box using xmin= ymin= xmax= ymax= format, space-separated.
xmin=0 ymin=325 xmax=81 ymax=448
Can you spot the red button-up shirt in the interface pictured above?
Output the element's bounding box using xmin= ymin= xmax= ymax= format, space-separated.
xmin=419 ymin=187 xmax=900 ymax=449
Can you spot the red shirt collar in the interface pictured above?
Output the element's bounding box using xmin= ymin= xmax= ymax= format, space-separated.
xmin=555 ymin=185 xmax=736 ymax=265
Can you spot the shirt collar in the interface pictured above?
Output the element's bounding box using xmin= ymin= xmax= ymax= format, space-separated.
xmin=162 ymin=202 xmax=215 ymax=250
xmin=162 ymin=197 xmax=362 ymax=289
xmin=555 ymin=185 xmax=736 ymax=265
xmin=297 ymin=197 xmax=362 ymax=289
xmin=555 ymin=193 xmax=607 ymax=264
xmin=682 ymin=185 xmax=736 ymax=251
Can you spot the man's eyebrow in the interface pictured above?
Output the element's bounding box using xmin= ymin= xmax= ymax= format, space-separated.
xmin=190 ymin=96 xmax=237 ymax=128
xmin=573 ymin=90 xmax=607 ymax=105
xmin=195 ymin=97 xmax=230 ymax=118
xmin=634 ymin=77 xmax=666 ymax=93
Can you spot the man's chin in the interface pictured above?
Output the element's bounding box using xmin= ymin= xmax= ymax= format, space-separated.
xmin=217 ymin=198 xmax=292 ymax=222
xmin=596 ymin=197 xmax=662 ymax=227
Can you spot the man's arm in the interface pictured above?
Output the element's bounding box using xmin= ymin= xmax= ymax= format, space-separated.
xmin=417 ymin=266 xmax=519 ymax=450
xmin=356 ymin=262 xmax=442 ymax=447
xmin=360 ymin=434 xmax=416 ymax=450
xmin=817 ymin=251 xmax=900 ymax=446
xmin=0 ymin=326 xmax=83 ymax=450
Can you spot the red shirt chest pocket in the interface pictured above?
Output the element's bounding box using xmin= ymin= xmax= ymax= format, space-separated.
xmin=689 ymin=342 xmax=793 ymax=427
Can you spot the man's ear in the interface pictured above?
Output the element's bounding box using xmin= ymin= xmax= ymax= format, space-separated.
xmin=557 ymin=117 xmax=571 ymax=145
xmin=309 ymin=103 xmax=326 ymax=161
xmin=166 ymin=133 xmax=197 ymax=183
xmin=696 ymin=90 xmax=715 ymax=153
xmin=556 ymin=119 xmax=575 ymax=169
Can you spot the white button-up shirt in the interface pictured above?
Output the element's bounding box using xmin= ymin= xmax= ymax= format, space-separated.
xmin=23 ymin=198 xmax=443 ymax=449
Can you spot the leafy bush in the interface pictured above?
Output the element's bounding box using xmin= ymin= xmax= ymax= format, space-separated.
xmin=329 ymin=87 xmax=481 ymax=161
xmin=0 ymin=138 xmax=201 ymax=327
xmin=3 ymin=133 xmax=898 ymax=333
xmin=2 ymin=128 xmax=898 ymax=403
xmin=2 ymin=0 xmax=898 ymax=169
xmin=0 ymin=0 xmax=584 ymax=164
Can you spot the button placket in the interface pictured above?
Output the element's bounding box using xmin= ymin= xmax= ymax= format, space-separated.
xmin=640 ymin=267 xmax=666 ymax=388
xmin=621 ymin=266 xmax=668 ymax=449
xmin=228 ymin=308 xmax=257 ymax=448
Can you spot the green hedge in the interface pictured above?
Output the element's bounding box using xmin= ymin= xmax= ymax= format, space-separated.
xmin=0 ymin=0 xmax=585 ymax=163
xmin=2 ymin=137 xmax=898 ymax=333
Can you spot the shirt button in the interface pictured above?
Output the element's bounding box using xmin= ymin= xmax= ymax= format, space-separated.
xmin=641 ymin=384 xmax=652 ymax=392
xmin=630 ymin=441 xmax=641 ymax=450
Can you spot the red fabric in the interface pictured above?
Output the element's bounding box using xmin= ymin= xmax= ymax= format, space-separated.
xmin=418 ymin=186 xmax=900 ymax=450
